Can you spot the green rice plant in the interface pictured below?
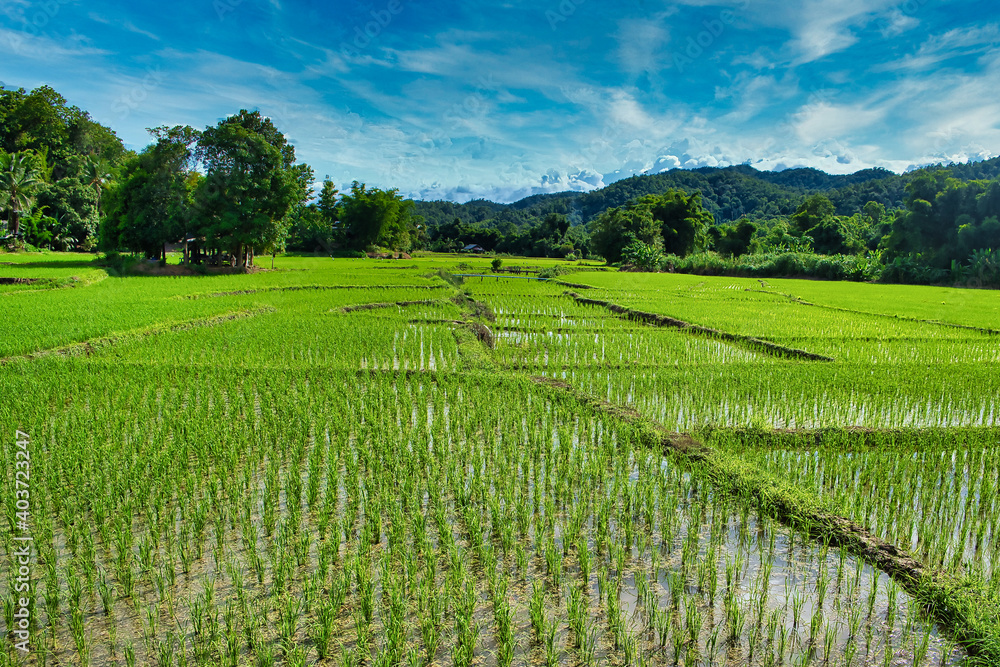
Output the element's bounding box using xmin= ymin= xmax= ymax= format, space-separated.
xmin=725 ymin=591 xmax=747 ymax=645
xmin=823 ymin=621 xmax=836 ymax=663
xmin=452 ymin=581 xmax=480 ymax=667
xmin=124 ymin=641 xmax=136 ymax=667
xmin=222 ymin=601 xmax=240 ymax=667
xmin=255 ymin=642 xmax=276 ymax=667
xmin=278 ymin=595 xmax=303 ymax=655
xmin=5 ymin=263 xmax=994 ymax=667
xmin=654 ymin=606 xmax=671 ymax=648
xmin=156 ymin=632 xmax=177 ymax=667
xmin=685 ymin=594 xmax=704 ymax=646
xmin=566 ymin=584 xmax=587 ymax=648
xmin=312 ymin=599 xmax=337 ymax=659
xmin=529 ymin=580 xmax=546 ymax=640
xmin=577 ymin=537 xmax=592 ymax=584
xmin=543 ymin=619 xmax=560 ymax=667
xmin=912 ymin=622 xmax=932 ymax=667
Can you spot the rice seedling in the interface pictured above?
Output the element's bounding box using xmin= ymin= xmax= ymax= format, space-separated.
xmin=0 ymin=257 xmax=987 ymax=667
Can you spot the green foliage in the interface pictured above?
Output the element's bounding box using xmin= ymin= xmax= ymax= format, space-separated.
xmin=620 ymin=239 xmax=664 ymax=271
xmin=589 ymin=190 xmax=711 ymax=263
xmin=880 ymin=172 xmax=1000 ymax=282
xmin=663 ymin=250 xmax=884 ymax=282
xmin=195 ymin=111 xmax=300 ymax=266
xmin=589 ymin=203 xmax=659 ymax=263
xmin=0 ymin=85 xmax=127 ymax=165
xmin=790 ymin=194 xmax=835 ymax=235
xmin=0 ymin=86 xmax=127 ymax=248
xmin=0 ymin=150 xmax=43 ymax=239
xmin=640 ymin=190 xmax=713 ymax=255
xmin=104 ymin=127 xmax=199 ymax=258
xmin=338 ymin=181 xmax=419 ymax=252
xmin=751 ymin=220 xmax=814 ymax=254
xmin=710 ymin=218 xmax=758 ymax=257
xmin=37 ymin=172 xmax=99 ymax=246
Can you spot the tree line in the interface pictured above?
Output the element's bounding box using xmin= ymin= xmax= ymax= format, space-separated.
xmin=0 ymin=86 xmax=419 ymax=267
xmin=1 ymin=84 xmax=997 ymax=283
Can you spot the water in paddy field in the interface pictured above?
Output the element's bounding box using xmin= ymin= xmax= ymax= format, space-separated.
xmin=586 ymin=465 xmax=967 ymax=667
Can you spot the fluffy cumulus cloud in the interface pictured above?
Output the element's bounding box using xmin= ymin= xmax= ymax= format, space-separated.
xmin=0 ymin=0 xmax=996 ymax=202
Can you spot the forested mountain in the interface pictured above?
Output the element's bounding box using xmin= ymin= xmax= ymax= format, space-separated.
xmin=413 ymin=158 xmax=1000 ymax=231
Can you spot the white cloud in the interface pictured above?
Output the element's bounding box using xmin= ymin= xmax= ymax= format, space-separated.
xmin=793 ymin=101 xmax=887 ymax=144
xmin=875 ymin=24 xmax=1000 ymax=72
xmin=87 ymin=13 xmax=160 ymax=41
xmin=673 ymin=0 xmax=902 ymax=64
xmin=0 ymin=26 xmax=110 ymax=61
xmin=879 ymin=10 xmax=919 ymax=38
xmin=613 ymin=16 xmax=670 ymax=76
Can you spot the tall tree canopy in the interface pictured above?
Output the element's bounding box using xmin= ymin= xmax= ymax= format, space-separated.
xmin=884 ymin=171 xmax=1000 ymax=268
xmin=641 ymin=190 xmax=713 ymax=255
xmin=589 ymin=189 xmax=712 ymax=262
xmin=589 ymin=203 xmax=660 ymax=263
xmin=338 ymin=181 xmax=420 ymax=252
xmin=195 ymin=110 xmax=300 ymax=267
xmin=103 ymin=126 xmax=200 ymax=258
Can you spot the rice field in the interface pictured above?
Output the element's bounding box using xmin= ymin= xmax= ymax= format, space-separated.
xmin=1 ymin=254 xmax=998 ymax=666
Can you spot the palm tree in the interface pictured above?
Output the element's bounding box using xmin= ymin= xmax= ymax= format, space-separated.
xmin=0 ymin=152 xmax=42 ymax=239
xmin=82 ymin=156 xmax=111 ymax=217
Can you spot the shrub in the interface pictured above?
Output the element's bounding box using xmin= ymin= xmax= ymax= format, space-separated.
xmin=94 ymin=251 xmax=138 ymax=276
xmin=620 ymin=240 xmax=664 ymax=272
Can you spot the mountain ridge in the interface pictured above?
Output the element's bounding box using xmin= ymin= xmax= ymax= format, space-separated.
xmin=411 ymin=158 xmax=1000 ymax=229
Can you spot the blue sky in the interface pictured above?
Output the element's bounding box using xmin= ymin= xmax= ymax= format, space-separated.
xmin=2 ymin=0 xmax=999 ymax=202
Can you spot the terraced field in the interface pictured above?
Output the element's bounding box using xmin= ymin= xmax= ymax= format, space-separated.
xmin=1 ymin=253 xmax=997 ymax=666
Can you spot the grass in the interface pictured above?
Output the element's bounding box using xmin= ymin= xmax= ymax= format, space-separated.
xmin=1 ymin=254 xmax=997 ymax=666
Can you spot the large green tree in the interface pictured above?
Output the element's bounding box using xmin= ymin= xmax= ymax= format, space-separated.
xmin=195 ymin=111 xmax=299 ymax=267
xmin=790 ymin=194 xmax=836 ymax=236
xmin=883 ymin=171 xmax=1000 ymax=269
xmin=103 ymin=126 xmax=199 ymax=258
xmin=338 ymin=181 xmax=419 ymax=252
xmin=640 ymin=190 xmax=713 ymax=255
xmin=711 ymin=218 xmax=758 ymax=257
xmin=589 ymin=203 xmax=659 ymax=263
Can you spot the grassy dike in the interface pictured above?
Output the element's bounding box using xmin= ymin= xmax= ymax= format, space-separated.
xmin=531 ymin=374 xmax=1000 ymax=665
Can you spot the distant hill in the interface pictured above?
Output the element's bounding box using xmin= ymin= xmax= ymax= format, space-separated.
xmin=412 ymin=158 xmax=1000 ymax=230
